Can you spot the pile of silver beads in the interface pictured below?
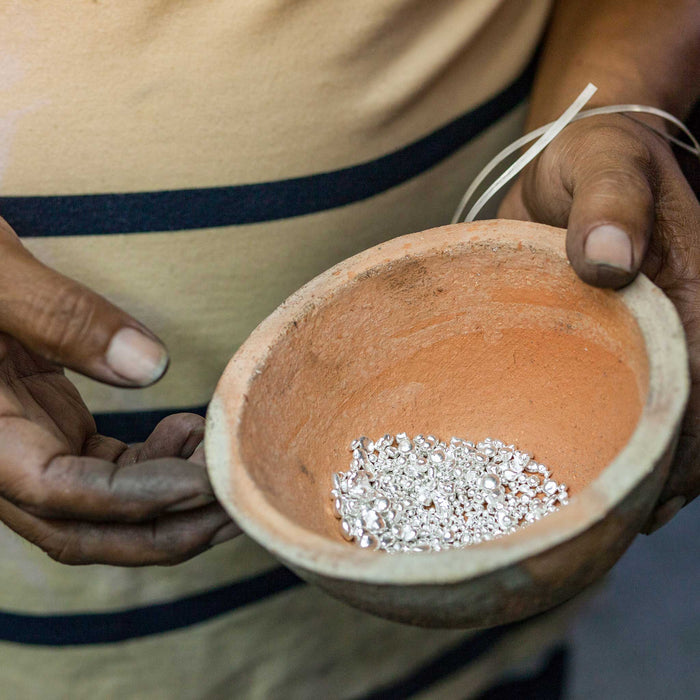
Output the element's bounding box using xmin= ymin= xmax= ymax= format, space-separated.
xmin=331 ymin=434 xmax=568 ymax=553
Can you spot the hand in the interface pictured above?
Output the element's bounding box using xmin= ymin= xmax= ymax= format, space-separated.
xmin=499 ymin=113 xmax=700 ymax=532
xmin=0 ymin=217 xmax=239 ymax=564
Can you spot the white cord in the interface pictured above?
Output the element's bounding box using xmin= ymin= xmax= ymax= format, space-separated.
xmin=451 ymin=85 xmax=700 ymax=224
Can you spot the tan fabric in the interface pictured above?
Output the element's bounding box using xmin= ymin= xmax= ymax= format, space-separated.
xmin=0 ymin=2 xmax=568 ymax=698
xmin=29 ymin=103 xmax=527 ymax=414
xmin=0 ymin=585 xmax=577 ymax=700
xmin=0 ymin=0 xmax=549 ymax=192
xmin=3 ymin=0 xmax=552 ymax=414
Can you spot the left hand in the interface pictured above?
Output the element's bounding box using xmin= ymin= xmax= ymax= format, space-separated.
xmin=0 ymin=330 xmax=240 ymax=566
xmin=499 ymin=112 xmax=700 ymax=533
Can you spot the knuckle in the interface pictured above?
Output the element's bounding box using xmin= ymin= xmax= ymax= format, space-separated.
xmin=563 ymin=119 xmax=656 ymax=178
xmin=157 ymin=412 xmax=205 ymax=438
xmin=590 ymin=122 xmax=647 ymax=153
xmin=11 ymin=455 xmax=81 ymax=518
xmin=36 ymin=282 xmax=99 ymax=359
xmin=149 ymin=521 xmax=177 ymax=553
xmin=574 ymin=162 xmax=656 ymax=221
xmin=592 ymin=161 xmax=653 ymax=190
xmin=148 ymin=520 xmax=203 ymax=566
xmin=6 ymin=472 xmax=53 ymax=516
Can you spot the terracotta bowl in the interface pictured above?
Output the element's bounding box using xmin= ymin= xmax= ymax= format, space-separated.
xmin=206 ymin=220 xmax=689 ymax=628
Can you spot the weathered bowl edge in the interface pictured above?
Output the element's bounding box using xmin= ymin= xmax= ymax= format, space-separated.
xmin=206 ymin=220 xmax=690 ymax=588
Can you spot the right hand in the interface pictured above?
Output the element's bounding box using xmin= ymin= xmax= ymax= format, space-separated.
xmin=0 ymin=217 xmax=239 ymax=566
xmin=499 ymin=114 xmax=700 ymax=532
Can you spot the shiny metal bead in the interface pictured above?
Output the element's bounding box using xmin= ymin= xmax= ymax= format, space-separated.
xmin=358 ymin=532 xmax=379 ymax=549
xmin=340 ymin=519 xmax=354 ymax=541
xmin=334 ymin=434 xmax=568 ymax=552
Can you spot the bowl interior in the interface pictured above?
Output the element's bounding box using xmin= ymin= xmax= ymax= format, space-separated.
xmin=237 ymin=228 xmax=649 ymax=542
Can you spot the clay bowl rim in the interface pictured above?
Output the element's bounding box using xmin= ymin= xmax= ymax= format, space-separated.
xmin=206 ymin=220 xmax=689 ymax=586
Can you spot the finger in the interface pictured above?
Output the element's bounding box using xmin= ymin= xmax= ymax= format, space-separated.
xmin=121 ymin=413 xmax=206 ymax=464
xmin=117 ymin=413 xmax=213 ymax=511
xmin=645 ymin=168 xmax=700 ymax=522
xmin=514 ymin=117 xmax=658 ymax=289
xmin=636 ymin=162 xmax=700 ymax=529
xmin=82 ymin=433 xmax=130 ymax=462
xmin=646 ymin=294 xmax=700 ymax=529
xmin=660 ymin=335 xmax=700 ymax=504
xmin=0 ymin=498 xmax=240 ymax=566
xmin=643 ymin=393 xmax=698 ymax=534
xmin=562 ymin=123 xmax=657 ymax=289
xmin=0 ymin=416 xmax=215 ymax=521
xmin=85 ymin=414 xmax=206 ymax=470
xmin=0 ymin=217 xmax=168 ymax=387
xmin=644 ymin=496 xmax=687 ymax=535
xmin=566 ymin=171 xmax=654 ymax=289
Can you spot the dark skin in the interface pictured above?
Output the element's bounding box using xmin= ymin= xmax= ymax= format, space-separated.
xmin=2 ymin=115 xmax=696 ymax=565
xmin=0 ymin=220 xmax=239 ymax=566
xmin=500 ymin=114 xmax=700 ymax=531
xmin=0 ymin=0 xmax=697 ymax=565
xmin=501 ymin=0 xmax=700 ymax=532
xmin=0 ymin=344 xmax=235 ymax=565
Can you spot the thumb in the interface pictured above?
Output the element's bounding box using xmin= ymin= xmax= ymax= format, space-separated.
xmin=564 ymin=129 xmax=656 ymax=290
xmin=0 ymin=217 xmax=168 ymax=387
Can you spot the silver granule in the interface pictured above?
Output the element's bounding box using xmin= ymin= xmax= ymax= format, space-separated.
xmin=331 ymin=434 xmax=568 ymax=553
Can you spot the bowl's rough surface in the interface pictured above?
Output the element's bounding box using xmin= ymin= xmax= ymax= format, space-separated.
xmin=206 ymin=220 xmax=689 ymax=628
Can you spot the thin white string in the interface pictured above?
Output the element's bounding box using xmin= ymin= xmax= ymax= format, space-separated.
xmin=451 ymin=86 xmax=700 ymax=224
xmin=452 ymin=83 xmax=598 ymax=224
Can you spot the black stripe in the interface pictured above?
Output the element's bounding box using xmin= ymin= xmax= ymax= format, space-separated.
xmin=0 ymin=566 xmax=302 ymax=646
xmin=354 ymin=613 xmax=572 ymax=700
xmin=474 ymin=646 xmax=569 ymax=700
xmin=93 ymin=404 xmax=208 ymax=444
xmin=354 ymin=624 xmax=521 ymax=700
xmin=2 ymin=55 xmax=536 ymax=237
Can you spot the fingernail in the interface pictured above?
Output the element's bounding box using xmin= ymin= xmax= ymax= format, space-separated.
xmin=584 ymin=225 xmax=633 ymax=271
xmin=647 ymin=495 xmax=686 ymax=534
xmin=210 ymin=521 xmax=241 ymax=546
xmin=106 ymin=328 xmax=169 ymax=386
